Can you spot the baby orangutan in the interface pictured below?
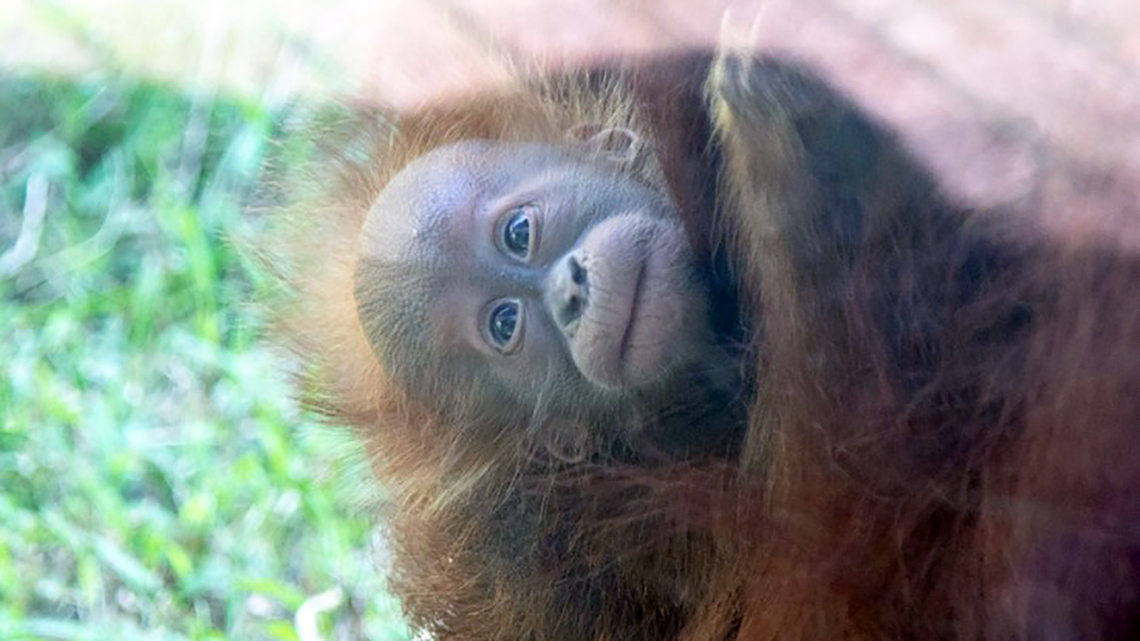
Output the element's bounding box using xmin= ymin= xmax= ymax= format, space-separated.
xmin=355 ymin=136 xmax=733 ymax=444
xmin=271 ymin=49 xmax=1140 ymax=641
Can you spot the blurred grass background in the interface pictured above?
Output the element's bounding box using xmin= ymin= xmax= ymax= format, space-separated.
xmin=0 ymin=14 xmax=410 ymax=641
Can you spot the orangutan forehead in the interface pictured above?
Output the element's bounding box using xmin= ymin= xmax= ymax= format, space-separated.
xmin=353 ymin=253 xmax=470 ymax=400
xmin=359 ymin=147 xmax=482 ymax=266
xmin=354 ymin=142 xmax=508 ymax=376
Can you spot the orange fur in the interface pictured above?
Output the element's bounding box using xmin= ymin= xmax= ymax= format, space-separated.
xmin=267 ymin=50 xmax=1140 ymax=640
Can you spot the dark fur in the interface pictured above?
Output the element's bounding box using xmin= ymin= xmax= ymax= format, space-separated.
xmin=270 ymin=50 xmax=1140 ymax=640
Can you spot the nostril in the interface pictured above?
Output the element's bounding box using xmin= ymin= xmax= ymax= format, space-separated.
xmin=569 ymin=256 xmax=587 ymax=286
xmin=550 ymin=254 xmax=589 ymax=331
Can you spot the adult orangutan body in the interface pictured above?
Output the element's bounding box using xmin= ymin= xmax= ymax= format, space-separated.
xmin=272 ymin=50 xmax=1140 ymax=640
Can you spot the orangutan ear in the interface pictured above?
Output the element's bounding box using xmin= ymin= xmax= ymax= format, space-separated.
xmin=568 ymin=124 xmax=645 ymax=169
xmin=541 ymin=424 xmax=589 ymax=464
xmin=518 ymin=418 xmax=591 ymax=465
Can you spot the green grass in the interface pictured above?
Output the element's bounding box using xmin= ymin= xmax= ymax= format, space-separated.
xmin=0 ymin=73 xmax=410 ymax=641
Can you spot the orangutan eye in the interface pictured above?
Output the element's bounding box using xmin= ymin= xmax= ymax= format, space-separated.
xmin=501 ymin=207 xmax=534 ymax=259
xmin=487 ymin=299 xmax=523 ymax=352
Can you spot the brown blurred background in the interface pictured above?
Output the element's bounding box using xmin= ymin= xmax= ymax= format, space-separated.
xmin=5 ymin=0 xmax=1139 ymax=243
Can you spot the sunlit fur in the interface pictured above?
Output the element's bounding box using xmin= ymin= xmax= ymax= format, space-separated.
xmin=266 ymin=48 xmax=1140 ymax=641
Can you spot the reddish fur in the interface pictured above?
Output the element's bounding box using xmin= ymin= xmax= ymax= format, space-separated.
xmin=269 ymin=51 xmax=1140 ymax=640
